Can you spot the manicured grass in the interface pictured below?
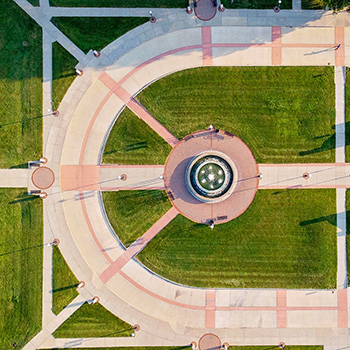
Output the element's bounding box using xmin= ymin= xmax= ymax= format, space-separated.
xmin=51 ymin=17 xmax=149 ymax=54
xmin=50 ymin=0 xmax=187 ymax=7
xmin=137 ymin=67 xmax=335 ymax=164
xmin=53 ymin=302 xmax=134 ymax=338
xmin=52 ymin=42 xmax=78 ymax=111
xmin=345 ymin=69 xmax=350 ymax=162
xmin=103 ymin=108 xmax=172 ymax=165
xmin=103 ymin=190 xmax=172 ymax=247
xmin=138 ymin=189 xmax=337 ymax=289
xmin=52 ymin=245 xmax=79 ymax=315
xmin=221 ymin=0 xmax=292 ymax=9
xmin=0 ymin=0 xmax=42 ymax=168
xmin=0 ymin=189 xmax=43 ymax=349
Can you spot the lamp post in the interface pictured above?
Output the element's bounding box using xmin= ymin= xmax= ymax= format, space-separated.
xmin=149 ymin=10 xmax=157 ymax=23
xmin=274 ymin=0 xmax=282 ymax=12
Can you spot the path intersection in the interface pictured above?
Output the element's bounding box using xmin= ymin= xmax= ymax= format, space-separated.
xmin=4 ymin=0 xmax=350 ymax=349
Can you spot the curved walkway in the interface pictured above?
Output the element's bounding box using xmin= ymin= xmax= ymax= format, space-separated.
xmin=10 ymin=1 xmax=350 ymax=349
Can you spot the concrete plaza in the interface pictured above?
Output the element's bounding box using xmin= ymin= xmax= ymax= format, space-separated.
xmin=3 ymin=0 xmax=350 ymax=349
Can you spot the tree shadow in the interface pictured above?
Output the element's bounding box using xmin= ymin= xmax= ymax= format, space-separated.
xmin=299 ymin=132 xmax=335 ymax=156
xmin=299 ymin=212 xmax=340 ymax=227
xmin=299 ymin=122 xmax=350 ymax=157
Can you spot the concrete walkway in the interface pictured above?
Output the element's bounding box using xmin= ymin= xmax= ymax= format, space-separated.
xmin=258 ymin=164 xmax=350 ymax=189
xmin=0 ymin=169 xmax=29 ymax=187
xmin=23 ymin=294 xmax=86 ymax=350
xmin=292 ymin=0 xmax=302 ymax=10
xmin=9 ymin=0 xmax=350 ymax=349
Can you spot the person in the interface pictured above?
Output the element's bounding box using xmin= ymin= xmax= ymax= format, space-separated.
xmin=335 ymin=44 xmax=341 ymax=50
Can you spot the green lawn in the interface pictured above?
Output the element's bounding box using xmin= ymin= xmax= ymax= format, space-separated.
xmin=0 ymin=0 xmax=42 ymax=168
xmin=50 ymin=0 xmax=187 ymax=7
xmin=0 ymin=189 xmax=43 ymax=349
xmin=52 ymin=245 xmax=79 ymax=315
xmin=221 ymin=0 xmax=292 ymax=9
xmin=51 ymin=17 xmax=149 ymax=54
xmin=53 ymin=302 xmax=134 ymax=338
xmin=52 ymin=42 xmax=78 ymax=111
xmin=136 ymin=67 xmax=335 ymax=164
xmin=138 ymin=189 xmax=337 ymax=289
xmin=103 ymin=190 xmax=172 ymax=247
xmin=345 ymin=69 xmax=350 ymax=162
xmin=103 ymin=108 xmax=172 ymax=165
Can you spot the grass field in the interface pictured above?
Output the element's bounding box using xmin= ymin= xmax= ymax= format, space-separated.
xmin=138 ymin=189 xmax=337 ymax=289
xmin=345 ymin=69 xmax=350 ymax=162
xmin=0 ymin=0 xmax=42 ymax=168
xmin=52 ymin=42 xmax=78 ymax=111
xmin=50 ymin=0 xmax=187 ymax=7
xmin=136 ymin=67 xmax=335 ymax=164
xmin=53 ymin=302 xmax=134 ymax=338
xmin=103 ymin=108 xmax=172 ymax=164
xmin=52 ymin=245 xmax=79 ymax=315
xmin=0 ymin=189 xmax=43 ymax=349
xmin=221 ymin=0 xmax=292 ymax=9
xmin=103 ymin=190 xmax=172 ymax=247
xmin=51 ymin=17 xmax=149 ymax=54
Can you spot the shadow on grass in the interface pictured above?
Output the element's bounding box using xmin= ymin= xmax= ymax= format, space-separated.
xmin=0 ymin=113 xmax=53 ymax=128
xmin=51 ymin=284 xmax=78 ymax=293
xmin=9 ymin=163 xmax=29 ymax=169
xmin=299 ymin=213 xmax=339 ymax=227
xmin=299 ymin=132 xmax=335 ymax=156
xmin=0 ymin=243 xmax=44 ymax=257
xmin=300 ymin=122 xmax=350 ymax=157
xmin=8 ymin=193 xmax=39 ymax=204
xmin=104 ymin=141 xmax=148 ymax=155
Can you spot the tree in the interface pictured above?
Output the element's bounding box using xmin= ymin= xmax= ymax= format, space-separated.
xmin=323 ymin=0 xmax=350 ymax=11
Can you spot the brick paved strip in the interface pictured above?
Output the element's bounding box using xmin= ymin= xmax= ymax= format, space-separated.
xmin=100 ymin=207 xmax=179 ymax=283
xmin=337 ymin=288 xmax=348 ymax=328
xmin=202 ymin=26 xmax=212 ymax=66
xmin=205 ymin=290 xmax=216 ymax=328
xmin=98 ymin=72 xmax=179 ymax=147
xmin=335 ymin=27 xmax=345 ymax=67
xmin=271 ymin=26 xmax=282 ymax=65
xmin=277 ymin=289 xmax=287 ymax=328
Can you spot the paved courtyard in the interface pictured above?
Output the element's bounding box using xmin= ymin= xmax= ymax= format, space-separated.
xmin=3 ymin=0 xmax=350 ymax=349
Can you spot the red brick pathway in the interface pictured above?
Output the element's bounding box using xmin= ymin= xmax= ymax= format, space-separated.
xmin=98 ymin=72 xmax=179 ymax=147
xmin=164 ymin=129 xmax=259 ymax=224
xmin=100 ymin=206 xmax=179 ymax=283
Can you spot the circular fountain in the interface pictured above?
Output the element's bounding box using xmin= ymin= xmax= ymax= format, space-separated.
xmin=185 ymin=151 xmax=238 ymax=203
